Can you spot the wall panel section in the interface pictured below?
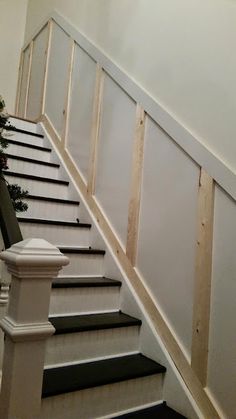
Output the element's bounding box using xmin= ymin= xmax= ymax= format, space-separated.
xmin=66 ymin=44 xmax=97 ymax=183
xmin=137 ymin=117 xmax=200 ymax=356
xmin=207 ymin=186 xmax=236 ymax=418
xmin=26 ymin=26 xmax=48 ymax=120
xmin=45 ymin=23 xmax=71 ymax=138
xmin=95 ymin=75 xmax=136 ymax=247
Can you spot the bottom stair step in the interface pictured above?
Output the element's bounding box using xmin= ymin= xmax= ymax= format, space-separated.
xmin=41 ymin=354 xmax=166 ymax=419
xmin=115 ymin=402 xmax=187 ymax=418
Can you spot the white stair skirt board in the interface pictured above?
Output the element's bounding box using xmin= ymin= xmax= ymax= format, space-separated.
xmin=23 ymin=199 xmax=80 ymax=222
xmin=7 ymin=143 xmax=52 ymax=162
xmin=45 ymin=326 xmax=140 ymax=366
xmin=5 ymin=131 xmax=45 ymax=147
xmin=49 ymin=287 xmax=120 ymax=316
xmin=4 ymin=176 xmax=69 ymax=199
xmin=19 ymin=223 xmax=91 ymax=247
xmin=59 ymin=253 xmax=104 ymax=277
xmin=7 ymin=158 xmax=59 ymax=179
xmin=9 ymin=117 xmax=38 ymax=133
xmin=39 ymin=374 xmax=163 ymax=419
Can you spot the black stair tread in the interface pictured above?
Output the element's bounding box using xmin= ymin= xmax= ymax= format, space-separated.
xmin=59 ymin=247 xmax=105 ymax=255
xmin=42 ymin=354 xmax=166 ymax=398
xmin=6 ymin=153 xmax=60 ymax=167
xmin=26 ymin=194 xmax=80 ymax=205
xmin=52 ymin=276 xmax=121 ymax=288
xmin=3 ymin=171 xmax=69 ymax=185
xmin=115 ymin=402 xmax=186 ymax=418
xmin=49 ymin=312 xmax=142 ymax=334
xmin=7 ymin=138 xmax=50 ymax=151
xmin=17 ymin=217 xmax=91 ymax=228
xmin=3 ymin=124 xmax=44 ymax=138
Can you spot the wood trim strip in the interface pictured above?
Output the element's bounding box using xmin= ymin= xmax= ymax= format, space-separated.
xmin=41 ymin=114 xmax=220 ymax=419
xmin=126 ymin=105 xmax=146 ymax=265
xmin=87 ymin=65 xmax=104 ymax=195
xmin=24 ymin=41 xmax=34 ymax=118
xmin=41 ymin=19 xmax=53 ymax=116
xmin=15 ymin=52 xmax=24 ymax=116
xmin=191 ymin=168 xmax=215 ymax=386
xmin=62 ymin=38 xmax=75 ymax=148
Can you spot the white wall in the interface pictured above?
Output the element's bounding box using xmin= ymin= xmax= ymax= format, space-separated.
xmin=25 ymin=0 xmax=236 ymax=173
xmin=0 ymin=0 xmax=28 ymax=113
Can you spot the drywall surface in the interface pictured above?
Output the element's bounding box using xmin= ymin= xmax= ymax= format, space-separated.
xmin=0 ymin=0 xmax=28 ymax=112
xmin=25 ymin=0 xmax=236 ymax=172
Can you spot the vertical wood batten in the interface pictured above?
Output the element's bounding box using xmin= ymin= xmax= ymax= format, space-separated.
xmin=41 ymin=19 xmax=53 ymax=116
xmin=15 ymin=51 xmax=24 ymax=116
xmin=62 ymin=38 xmax=75 ymax=148
xmin=87 ymin=65 xmax=104 ymax=195
xmin=24 ymin=41 xmax=34 ymax=118
xmin=126 ymin=105 xmax=146 ymax=266
xmin=191 ymin=168 xmax=215 ymax=386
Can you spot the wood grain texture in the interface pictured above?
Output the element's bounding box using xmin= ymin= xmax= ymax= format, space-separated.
xmin=87 ymin=65 xmax=104 ymax=195
xmin=15 ymin=52 xmax=24 ymax=116
xmin=24 ymin=41 xmax=34 ymax=118
xmin=41 ymin=20 xmax=53 ymax=116
xmin=191 ymin=168 xmax=215 ymax=386
xmin=126 ymin=105 xmax=145 ymax=266
xmin=62 ymin=38 xmax=75 ymax=148
xmin=41 ymin=114 xmax=220 ymax=419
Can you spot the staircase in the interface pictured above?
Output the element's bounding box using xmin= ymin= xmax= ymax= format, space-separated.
xmin=3 ymin=116 xmax=186 ymax=418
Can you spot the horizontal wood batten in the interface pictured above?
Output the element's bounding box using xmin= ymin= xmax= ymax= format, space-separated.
xmin=41 ymin=114 xmax=220 ymax=419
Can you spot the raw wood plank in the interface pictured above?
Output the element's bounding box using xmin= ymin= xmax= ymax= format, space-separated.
xmin=24 ymin=41 xmax=34 ymax=118
xmin=41 ymin=19 xmax=53 ymax=116
xmin=15 ymin=52 xmax=24 ymax=116
xmin=62 ymin=38 xmax=75 ymax=148
xmin=191 ymin=168 xmax=215 ymax=386
xmin=126 ymin=105 xmax=145 ymax=266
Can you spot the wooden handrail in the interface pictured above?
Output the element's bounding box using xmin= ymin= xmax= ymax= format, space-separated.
xmin=0 ymin=176 xmax=22 ymax=249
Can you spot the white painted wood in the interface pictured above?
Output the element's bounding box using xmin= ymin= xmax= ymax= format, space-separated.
xmin=207 ymin=186 xmax=236 ymax=419
xmin=5 ymin=130 xmax=45 ymax=148
xmin=7 ymin=142 xmax=51 ymax=162
xmin=45 ymin=23 xmax=71 ymax=138
xmin=20 ymin=222 xmax=91 ymax=247
xmin=59 ymin=252 xmax=104 ymax=277
xmin=66 ymin=44 xmax=97 ymax=182
xmin=45 ymin=326 xmax=140 ymax=366
xmin=50 ymin=286 xmax=120 ymax=316
xmin=4 ymin=175 xmax=69 ymax=199
xmin=0 ymin=239 xmax=68 ymax=419
xmin=18 ymin=47 xmax=31 ymax=118
xmin=23 ymin=199 xmax=80 ymax=222
xmin=137 ymin=117 xmax=200 ymax=356
xmin=9 ymin=117 xmax=38 ymax=133
xmin=95 ymin=74 xmax=136 ymax=247
xmin=7 ymin=158 xmax=59 ymax=179
xmin=40 ymin=374 xmax=163 ymax=419
xmin=26 ymin=26 xmax=48 ymax=120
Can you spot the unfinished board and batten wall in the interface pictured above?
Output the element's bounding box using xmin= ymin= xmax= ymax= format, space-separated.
xmin=16 ymin=14 xmax=236 ymax=419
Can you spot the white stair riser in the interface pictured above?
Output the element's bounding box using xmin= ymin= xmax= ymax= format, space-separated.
xmin=6 ymin=131 xmax=44 ymax=147
xmin=60 ymin=253 xmax=104 ymax=277
xmin=40 ymin=375 xmax=163 ymax=419
xmin=23 ymin=200 xmax=80 ymax=222
xmin=20 ymin=223 xmax=91 ymax=247
xmin=5 ymin=176 xmax=69 ymax=199
xmin=50 ymin=287 xmax=120 ymax=315
xmin=7 ymin=143 xmax=51 ymax=162
xmin=45 ymin=326 xmax=140 ymax=366
xmin=8 ymin=159 xmax=59 ymax=179
xmin=9 ymin=118 xmax=38 ymax=133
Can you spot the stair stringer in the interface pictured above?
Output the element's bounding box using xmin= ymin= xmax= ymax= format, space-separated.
xmin=38 ymin=121 xmax=204 ymax=419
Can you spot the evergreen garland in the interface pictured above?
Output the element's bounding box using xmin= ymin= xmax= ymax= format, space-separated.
xmin=0 ymin=96 xmax=29 ymax=212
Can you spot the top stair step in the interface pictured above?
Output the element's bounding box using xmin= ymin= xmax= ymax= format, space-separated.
xmin=52 ymin=276 xmax=122 ymax=288
xmin=115 ymin=402 xmax=186 ymax=418
xmin=3 ymin=123 xmax=44 ymax=138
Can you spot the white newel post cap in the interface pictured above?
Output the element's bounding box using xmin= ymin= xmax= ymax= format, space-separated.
xmin=0 ymin=238 xmax=69 ymax=278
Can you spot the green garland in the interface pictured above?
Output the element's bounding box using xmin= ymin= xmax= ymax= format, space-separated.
xmin=0 ymin=96 xmax=29 ymax=212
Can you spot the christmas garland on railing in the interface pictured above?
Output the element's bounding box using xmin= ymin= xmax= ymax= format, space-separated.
xmin=0 ymin=96 xmax=28 ymax=212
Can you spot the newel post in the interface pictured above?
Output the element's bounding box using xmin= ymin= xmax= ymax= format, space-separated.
xmin=0 ymin=238 xmax=69 ymax=419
